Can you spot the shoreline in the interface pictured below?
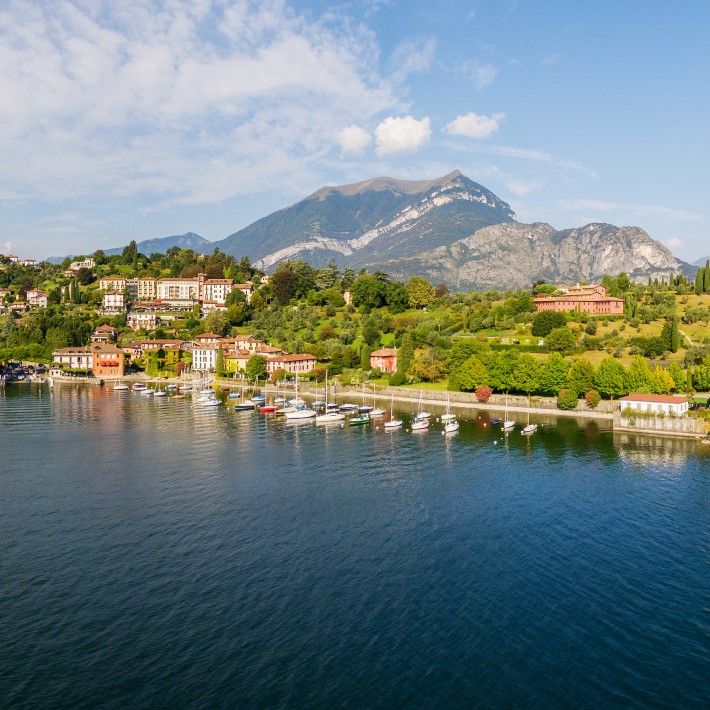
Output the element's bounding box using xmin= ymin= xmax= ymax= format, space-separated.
xmin=11 ymin=375 xmax=709 ymax=443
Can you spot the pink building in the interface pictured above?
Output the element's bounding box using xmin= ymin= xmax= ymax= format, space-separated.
xmin=370 ymin=348 xmax=397 ymax=373
xmin=266 ymin=354 xmax=317 ymax=374
xmin=534 ymin=284 xmax=624 ymax=315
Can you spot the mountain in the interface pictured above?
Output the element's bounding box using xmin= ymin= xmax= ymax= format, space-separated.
xmin=694 ymin=256 xmax=710 ymax=266
xmin=369 ymin=222 xmax=694 ymax=291
xmin=211 ymin=170 xmax=516 ymax=270
xmin=46 ymin=232 xmax=212 ymax=262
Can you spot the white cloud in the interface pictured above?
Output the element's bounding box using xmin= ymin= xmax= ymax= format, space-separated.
xmin=390 ymin=37 xmax=436 ymax=82
xmin=336 ymin=125 xmax=372 ymax=156
xmin=666 ymin=237 xmax=683 ymax=248
xmin=560 ymin=199 xmax=699 ymax=221
xmin=444 ymin=112 xmax=505 ymax=139
xmin=3 ymin=241 xmax=16 ymax=253
xmin=458 ymin=61 xmax=498 ymax=89
xmin=0 ymin=0 xmax=400 ymax=205
xmin=375 ymin=116 xmax=431 ymax=155
xmin=506 ymin=179 xmax=540 ymax=197
xmin=489 ymin=147 xmax=597 ymax=177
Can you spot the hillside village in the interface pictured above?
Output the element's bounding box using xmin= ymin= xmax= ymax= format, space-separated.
xmin=1 ymin=245 xmax=710 ymax=422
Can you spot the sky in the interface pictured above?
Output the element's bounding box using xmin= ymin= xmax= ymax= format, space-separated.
xmin=1 ymin=0 xmax=709 ymax=262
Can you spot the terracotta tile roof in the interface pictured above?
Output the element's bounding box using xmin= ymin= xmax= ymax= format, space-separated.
xmin=370 ymin=348 xmax=397 ymax=356
xmin=619 ymin=394 xmax=688 ymax=403
xmin=268 ymin=353 xmax=317 ymax=362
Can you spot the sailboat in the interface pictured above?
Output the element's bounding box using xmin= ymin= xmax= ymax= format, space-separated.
xmin=384 ymin=393 xmax=403 ymax=429
xmin=285 ymin=376 xmax=316 ymax=419
xmin=113 ymin=378 xmax=129 ymax=391
xmin=369 ymin=384 xmax=386 ymax=417
xmin=521 ymin=396 xmax=537 ymax=435
xmin=316 ymin=371 xmax=345 ymax=423
xmin=441 ymin=391 xmax=456 ymax=421
xmin=444 ymin=419 xmax=459 ymax=433
xmin=358 ymin=383 xmax=373 ymax=413
xmin=235 ymin=380 xmax=256 ymax=410
xmin=502 ymin=394 xmax=515 ymax=431
xmin=416 ymin=390 xmax=431 ymax=419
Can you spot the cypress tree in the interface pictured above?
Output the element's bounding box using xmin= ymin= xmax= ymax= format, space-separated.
xmin=670 ymin=318 xmax=680 ymax=353
xmin=398 ymin=334 xmax=414 ymax=375
xmin=705 ymin=260 xmax=710 ymax=292
xmin=695 ymin=267 xmax=704 ymax=294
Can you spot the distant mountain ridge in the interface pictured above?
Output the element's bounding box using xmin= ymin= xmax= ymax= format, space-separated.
xmin=46 ymin=232 xmax=211 ymax=262
xmin=211 ymin=170 xmax=517 ymax=270
xmin=42 ymin=172 xmax=697 ymax=289
xmin=367 ymin=221 xmax=693 ymax=291
xmin=694 ymin=256 xmax=710 ymax=266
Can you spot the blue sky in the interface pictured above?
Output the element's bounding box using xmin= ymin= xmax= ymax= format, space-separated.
xmin=1 ymin=0 xmax=708 ymax=262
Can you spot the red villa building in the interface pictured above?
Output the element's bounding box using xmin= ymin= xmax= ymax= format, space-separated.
xmin=370 ymin=348 xmax=397 ymax=373
xmin=533 ymin=284 xmax=624 ymax=315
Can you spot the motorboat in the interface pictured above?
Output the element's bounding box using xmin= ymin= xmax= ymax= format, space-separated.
xmin=259 ymin=405 xmax=278 ymax=414
xmin=444 ymin=420 xmax=459 ymax=433
xmin=201 ymin=396 xmax=221 ymax=407
xmin=132 ymin=383 xmax=147 ymax=392
xmin=348 ymin=413 xmax=370 ymax=425
xmin=235 ymin=400 xmax=256 ymax=411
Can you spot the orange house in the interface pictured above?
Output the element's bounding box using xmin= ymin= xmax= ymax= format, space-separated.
xmin=91 ymin=344 xmax=125 ymax=378
xmin=370 ymin=348 xmax=397 ymax=373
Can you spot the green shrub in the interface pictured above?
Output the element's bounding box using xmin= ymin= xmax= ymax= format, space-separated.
xmin=389 ymin=371 xmax=407 ymax=386
xmin=557 ymin=388 xmax=579 ymax=410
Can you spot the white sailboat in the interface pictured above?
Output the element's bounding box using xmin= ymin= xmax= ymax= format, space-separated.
xmin=444 ymin=419 xmax=459 ymax=433
xmin=384 ymin=393 xmax=403 ymax=429
xmin=441 ymin=391 xmax=456 ymax=421
xmin=502 ymin=394 xmax=515 ymax=431
xmin=285 ymin=376 xmax=316 ymax=420
xmin=416 ymin=390 xmax=431 ymax=419
xmin=113 ymin=378 xmax=129 ymax=391
xmin=369 ymin=384 xmax=386 ymax=417
xmin=316 ymin=371 xmax=345 ymax=423
xmin=521 ymin=396 xmax=537 ymax=434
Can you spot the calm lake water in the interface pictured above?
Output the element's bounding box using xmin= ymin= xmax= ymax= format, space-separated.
xmin=1 ymin=384 xmax=708 ymax=708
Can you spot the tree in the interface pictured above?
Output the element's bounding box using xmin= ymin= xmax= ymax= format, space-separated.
xmin=398 ymin=333 xmax=414 ymax=375
xmin=361 ymin=320 xmax=381 ymax=348
xmin=538 ymin=352 xmax=570 ymax=395
xmin=406 ymin=276 xmax=435 ymax=309
xmin=384 ymin=281 xmax=409 ymax=313
xmin=455 ymin=355 xmax=489 ymax=392
xmin=668 ymin=362 xmax=685 ymax=391
xmin=531 ymin=310 xmax=567 ymax=337
xmin=315 ymin=262 xmax=339 ymax=291
xmin=246 ymin=355 xmax=267 ymax=381
xmin=350 ymin=275 xmax=386 ymax=311
xmin=546 ymin=326 xmax=576 ymax=352
xmin=512 ymin=354 xmax=541 ymax=395
xmin=122 ymin=240 xmax=138 ymax=265
xmin=271 ymin=268 xmax=299 ymax=305
xmin=225 ymin=288 xmax=247 ymax=307
xmin=651 ymin=367 xmax=675 ymax=395
xmin=435 ymin=283 xmax=450 ymax=299
xmin=360 ymin=345 xmax=371 ymax=371
xmin=593 ymin=357 xmax=629 ymax=398
xmin=627 ymin=355 xmax=654 ymax=393
xmin=215 ymin=344 xmax=224 ymax=374
xmin=568 ymin=359 xmax=595 ymax=394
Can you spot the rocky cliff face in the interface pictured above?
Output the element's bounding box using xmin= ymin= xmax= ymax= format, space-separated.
xmin=211 ymin=170 xmax=516 ymax=269
xmin=370 ymin=222 xmax=692 ymax=290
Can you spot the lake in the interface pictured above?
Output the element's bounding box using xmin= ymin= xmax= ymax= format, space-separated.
xmin=0 ymin=384 xmax=707 ymax=708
